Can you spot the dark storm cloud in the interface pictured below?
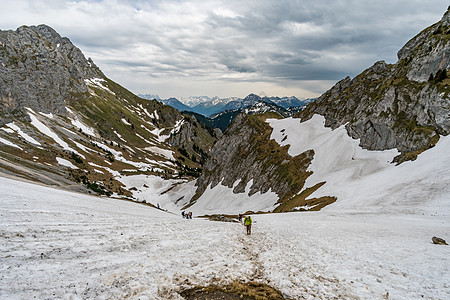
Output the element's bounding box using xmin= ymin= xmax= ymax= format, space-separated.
xmin=225 ymin=63 xmax=257 ymax=73
xmin=1 ymin=0 xmax=449 ymax=97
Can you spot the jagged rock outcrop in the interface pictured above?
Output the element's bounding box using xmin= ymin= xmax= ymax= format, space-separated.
xmin=398 ymin=9 xmax=450 ymax=82
xmin=191 ymin=113 xmax=313 ymax=204
xmin=0 ymin=24 xmax=104 ymax=124
xmin=168 ymin=114 xmax=218 ymax=166
xmin=298 ymin=9 xmax=450 ymax=162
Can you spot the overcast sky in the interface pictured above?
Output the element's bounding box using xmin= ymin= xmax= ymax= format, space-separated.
xmin=1 ymin=1 xmax=448 ymax=99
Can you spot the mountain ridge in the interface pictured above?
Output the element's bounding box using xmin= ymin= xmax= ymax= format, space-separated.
xmin=140 ymin=93 xmax=315 ymax=117
xmin=185 ymin=8 xmax=449 ymax=211
xmin=1 ymin=8 xmax=449 ymax=214
xmin=0 ymin=24 xmax=216 ymax=199
xmin=297 ymin=9 xmax=449 ymax=162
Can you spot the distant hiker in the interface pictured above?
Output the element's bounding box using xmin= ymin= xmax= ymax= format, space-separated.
xmin=189 ymin=212 xmax=193 ymax=219
xmin=238 ymin=214 xmax=242 ymax=222
xmin=244 ymin=215 xmax=252 ymax=235
xmin=182 ymin=211 xmax=185 ymax=218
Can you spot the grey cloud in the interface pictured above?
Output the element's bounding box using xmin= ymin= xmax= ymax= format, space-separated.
xmin=1 ymin=0 xmax=449 ymax=97
xmin=225 ymin=63 xmax=257 ymax=73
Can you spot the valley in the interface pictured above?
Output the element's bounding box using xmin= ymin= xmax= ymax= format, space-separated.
xmin=0 ymin=4 xmax=449 ymax=299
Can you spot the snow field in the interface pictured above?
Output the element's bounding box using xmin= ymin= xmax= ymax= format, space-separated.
xmin=1 ymin=176 xmax=448 ymax=299
xmin=190 ymin=179 xmax=278 ymax=215
xmin=268 ymin=115 xmax=450 ymax=215
xmin=253 ymin=213 xmax=449 ymax=299
xmin=0 ymin=177 xmax=249 ymax=299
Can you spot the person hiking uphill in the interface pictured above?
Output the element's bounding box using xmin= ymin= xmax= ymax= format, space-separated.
xmin=244 ymin=215 xmax=252 ymax=235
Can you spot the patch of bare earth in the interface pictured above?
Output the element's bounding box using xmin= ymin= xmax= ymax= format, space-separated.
xmin=274 ymin=182 xmax=336 ymax=212
xmin=180 ymin=281 xmax=285 ymax=300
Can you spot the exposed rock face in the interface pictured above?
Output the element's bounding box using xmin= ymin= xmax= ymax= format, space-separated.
xmin=298 ymin=9 xmax=450 ymax=162
xmin=191 ymin=113 xmax=313 ymax=204
xmin=398 ymin=9 xmax=450 ymax=82
xmin=168 ymin=114 xmax=218 ymax=166
xmin=0 ymin=24 xmax=104 ymax=124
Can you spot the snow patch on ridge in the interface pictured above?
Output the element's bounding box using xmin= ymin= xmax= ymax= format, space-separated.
xmin=26 ymin=108 xmax=82 ymax=157
xmin=56 ymin=157 xmax=78 ymax=169
xmin=171 ymin=119 xmax=184 ymax=135
xmin=144 ymin=146 xmax=174 ymax=160
xmin=84 ymin=78 xmax=115 ymax=95
xmin=66 ymin=108 xmax=96 ymax=136
xmin=6 ymin=122 xmax=41 ymax=145
xmin=149 ymin=127 xmax=170 ymax=142
xmin=121 ymin=118 xmax=131 ymax=125
xmin=0 ymin=137 xmax=23 ymax=149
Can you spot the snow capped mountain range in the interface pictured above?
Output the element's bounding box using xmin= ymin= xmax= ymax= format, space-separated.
xmin=140 ymin=93 xmax=315 ymax=117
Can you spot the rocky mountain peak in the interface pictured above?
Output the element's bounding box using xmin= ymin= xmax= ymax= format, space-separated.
xmin=299 ymin=9 xmax=449 ymax=163
xmin=244 ymin=93 xmax=260 ymax=100
xmin=369 ymin=60 xmax=388 ymax=73
xmin=0 ymin=24 xmax=104 ymax=124
xmin=26 ymin=24 xmax=62 ymax=45
xmin=397 ymin=9 xmax=450 ymax=83
xmin=442 ymin=6 xmax=450 ymax=26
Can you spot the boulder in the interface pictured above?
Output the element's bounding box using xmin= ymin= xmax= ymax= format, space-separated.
xmin=432 ymin=236 xmax=448 ymax=245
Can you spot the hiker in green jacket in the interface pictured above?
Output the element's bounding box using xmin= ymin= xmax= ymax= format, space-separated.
xmin=244 ymin=215 xmax=252 ymax=235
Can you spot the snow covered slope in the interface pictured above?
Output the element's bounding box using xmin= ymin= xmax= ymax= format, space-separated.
xmin=189 ymin=114 xmax=450 ymax=216
xmin=1 ymin=175 xmax=448 ymax=299
xmin=269 ymin=115 xmax=450 ymax=215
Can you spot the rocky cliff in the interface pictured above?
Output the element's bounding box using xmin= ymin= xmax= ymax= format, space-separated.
xmin=298 ymin=9 xmax=449 ymax=163
xmin=168 ymin=113 xmax=218 ymax=169
xmin=190 ymin=113 xmax=314 ymax=206
xmin=0 ymin=25 xmax=104 ymax=124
